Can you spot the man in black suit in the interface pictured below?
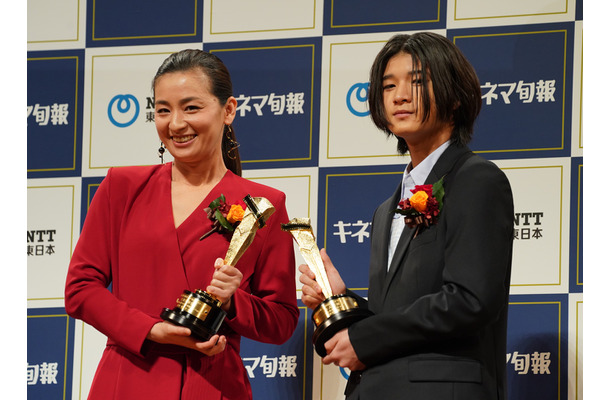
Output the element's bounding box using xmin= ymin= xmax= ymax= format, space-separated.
xmin=300 ymin=32 xmax=514 ymax=400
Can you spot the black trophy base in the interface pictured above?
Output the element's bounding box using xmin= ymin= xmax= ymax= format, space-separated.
xmin=161 ymin=290 xmax=227 ymax=342
xmin=312 ymin=294 xmax=374 ymax=357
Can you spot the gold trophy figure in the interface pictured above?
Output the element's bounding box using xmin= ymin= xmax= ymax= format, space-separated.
xmin=161 ymin=195 xmax=275 ymax=341
xmin=282 ymin=218 xmax=373 ymax=357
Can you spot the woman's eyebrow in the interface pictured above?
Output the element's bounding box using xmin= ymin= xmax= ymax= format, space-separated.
xmin=154 ymin=96 xmax=201 ymax=106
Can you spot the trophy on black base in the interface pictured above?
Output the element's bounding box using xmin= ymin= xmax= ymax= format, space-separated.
xmin=161 ymin=195 xmax=275 ymax=341
xmin=281 ymin=218 xmax=373 ymax=357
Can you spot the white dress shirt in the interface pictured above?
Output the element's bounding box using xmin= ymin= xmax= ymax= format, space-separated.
xmin=387 ymin=141 xmax=451 ymax=271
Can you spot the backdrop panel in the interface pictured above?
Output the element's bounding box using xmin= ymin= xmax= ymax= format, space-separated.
xmin=569 ymin=158 xmax=583 ymax=293
xmin=449 ymin=23 xmax=573 ymax=160
xmin=204 ymin=0 xmax=323 ymax=44
xmin=84 ymin=45 xmax=192 ymax=173
xmin=206 ymin=38 xmax=322 ymax=169
xmin=27 ymin=179 xmax=81 ymax=300
xmin=321 ymin=35 xmax=408 ymax=164
xmin=245 ymin=168 xmax=320 ymax=292
xmin=27 ymin=0 xmax=80 ymax=44
xmin=27 ymin=308 xmax=75 ymax=400
xmin=447 ymin=0 xmax=577 ymax=29
xmin=240 ymin=304 xmax=314 ymax=400
xmin=27 ymin=50 xmax=84 ymax=179
xmin=26 ymin=1 xmax=584 ymax=399
xmin=85 ymin=0 xmax=203 ymax=47
xmin=568 ymin=295 xmax=583 ymax=400
xmin=496 ymin=158 xmax=570 ymax=294
xmin=506 ymin=295 xmax=568 ymax=400
xmin=318 ymin=165 xmax=405 ymax=289
xmin=570 ymin=21 xmax=583 ymax=157
xmin=323 ymin=0 xmax=446 ymax=34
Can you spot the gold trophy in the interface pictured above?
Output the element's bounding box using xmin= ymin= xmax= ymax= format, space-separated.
xmin=161 ymin=195 xmax=275 ymax=341
xmin=282 ymin=218 xmax=373 ymax=357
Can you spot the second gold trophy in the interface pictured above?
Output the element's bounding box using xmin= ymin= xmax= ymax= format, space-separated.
xmin=282 ymin=217 xmax=373 ymax=357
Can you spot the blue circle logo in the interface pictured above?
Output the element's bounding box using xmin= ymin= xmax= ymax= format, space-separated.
xmin=346 ymin=82 xmax=370 ymax=117
xmin=107 ymin=94 xmax=140 ymax=128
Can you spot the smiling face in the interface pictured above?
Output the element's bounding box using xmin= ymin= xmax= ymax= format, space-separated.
xmin=382 ymin=52 xmax=452 ymax=147
xmin=154 ymin=68 xmax=236 ymax=167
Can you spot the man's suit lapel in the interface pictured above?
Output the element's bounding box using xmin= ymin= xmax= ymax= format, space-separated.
xmin=424 ymin=143 xmax=470 ymax=186
xmin=382 ymin=225 xmax=416 ymax=301
xmin=380 ymin=143 xmax=471 ymax=301
xmin=382 ymin=226 xmax=415 ymax=298
xmin=368 ymin=185 xmax=399 ymax=295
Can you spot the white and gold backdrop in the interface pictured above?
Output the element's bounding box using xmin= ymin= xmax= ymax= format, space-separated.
xmin=27 ymin=1 xmax=584 ymax=399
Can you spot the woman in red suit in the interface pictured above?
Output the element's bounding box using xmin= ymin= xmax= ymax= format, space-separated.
xmin=65 ymin=49 xmax=299 ymax=399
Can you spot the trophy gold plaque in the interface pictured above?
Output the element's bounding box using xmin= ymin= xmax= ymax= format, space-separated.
xmin=161 ymin=195 xmax=275 ymax=341
xmin=282 ymin=218 xmax=373 ymax=357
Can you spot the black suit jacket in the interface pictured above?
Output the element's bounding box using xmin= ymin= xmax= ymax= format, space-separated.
xmin=345 ymin=143 xmax=514 ymax=400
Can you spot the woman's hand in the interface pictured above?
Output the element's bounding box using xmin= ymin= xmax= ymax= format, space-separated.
xmin=146 ymin=321 xmax=227 ymax=356
xmin=206 ymin=258 xmax=243 ymax=313
xmin=299 ymin=248 xmax=346 ymax=310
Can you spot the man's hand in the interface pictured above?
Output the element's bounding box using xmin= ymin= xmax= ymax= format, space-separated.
xmin=321 ymin=328 xmax=365 ymax=371
xmin=299 ymin=249 xmax=347 ymax=309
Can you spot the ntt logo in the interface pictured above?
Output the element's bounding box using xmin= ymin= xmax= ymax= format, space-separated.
xmin=346 ymin=82 xmax=370 ymax=117
xmin=108 ymin=94 xmax=140 ymax=128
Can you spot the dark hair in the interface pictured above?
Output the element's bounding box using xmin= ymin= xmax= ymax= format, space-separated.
xmin=152 ymin=49 xmax=242 ymax=176
xmin=368 ymin=32 xmax=482 ymax=155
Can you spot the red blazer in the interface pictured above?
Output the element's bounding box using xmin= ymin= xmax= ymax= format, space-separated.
xmin=65 ymin=163 xmax=299 ymax=400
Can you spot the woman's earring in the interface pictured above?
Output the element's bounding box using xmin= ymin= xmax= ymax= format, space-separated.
xmin=158 ymin=142 xmax=166 ymax=164
xmin=225 ymin=125 xmax=240 ymax=160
